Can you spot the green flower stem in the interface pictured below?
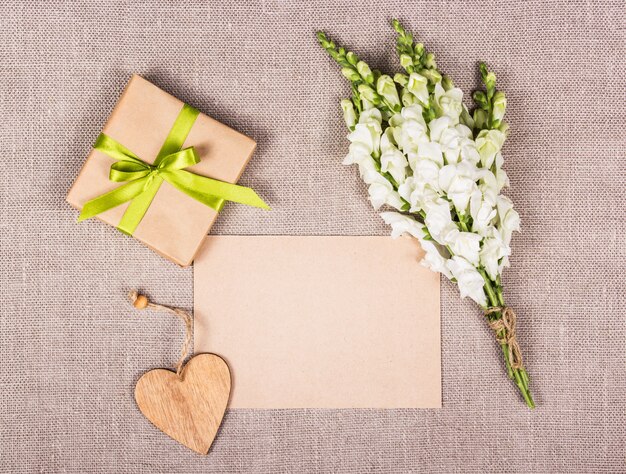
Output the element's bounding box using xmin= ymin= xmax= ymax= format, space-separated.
xmin=481 ymin=272 xmax=535 ymax=408
xmin=452 ymin=215 xmax=534 ymax=407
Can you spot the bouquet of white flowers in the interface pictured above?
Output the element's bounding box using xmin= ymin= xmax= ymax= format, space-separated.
xmin=318 ymin=20 xmax=534 ymax=407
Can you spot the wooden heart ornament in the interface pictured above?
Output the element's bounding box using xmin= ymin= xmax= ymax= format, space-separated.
xmin=135 ymin=353 xmax=231 ymax=454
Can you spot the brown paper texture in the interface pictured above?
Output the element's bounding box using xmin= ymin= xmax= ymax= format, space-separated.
xmin=194 ymin=236 xmax=441 ymax=409
xmin=66 ymin=75 xmax=256 ymax=266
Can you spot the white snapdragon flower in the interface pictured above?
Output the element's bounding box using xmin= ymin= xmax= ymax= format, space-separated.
xmin=379 ymin=150 xmax=407 ymax=184
xmin=380 ymin=129 xmax=408 ymax=184
xmin=434 ymin=83 xmax=464 ymax=124
xmin=495 ymin=167 xmax=510 ymax=190
xmin=412 ymin=158 xmax=441 ymax=188
xmin=406 ymin=72 xmax=429 ymax=105
xmin=380 ymin=212 xmax=453 ymax=279
xmin=342 ymin=144 xmax=370 ymax=165
xmin=439 ymin=128 xmax=463 ymax=164
xmin=397 ymin=177 xmax=418 ymax=210
xmin=428 ymin=116 xmax=452 ymax=142
xmin=421 ymin=239 xmax=453 ymax=278
xmin=359 ymin=107 xmax=383 ymax=125
xmin=360 ymin=164 xmax=404 ymax=210
xmin=438 ymin=162 xmax=479 ymax=214
xmin=350 ymin=156 xmax=390 ymax=201
xmin=352 ymin=154 xmax=378 ymax=176
xmin=455 ymin=123 xmax=473 ymax=140
xmin=496 ymin=195 xmax=520 ymax=245
xmin=361 ymin=97 xmax=377 ymax=110
xmin=498 ymin=255 xmax=511 ymax=276
xmin=480 ymin=228 xmax=511 ymax=280
xmin=368 ymin=183 xmax=404 ymax=211
xmin=447 ymin=178 xmax=477 ymax=215
xmin=478 ymin=172 xmax=499 ymax=207
xmin=446 ymin=256 xmax=488 ymax=307
xmin=491 ymin=91 xmax=507 ymax=124
xmin=491 ymin=152 xmax=510 ymax=189
xmin=391 ymin=105 xmax=428 ymax=153
xmin=437 ymin=124 xmax=472 ymax=164
xmin=414 ymin=141 xmax=444 ymax=168
xmin=340 ymin=99 xmax=357 ymax=129
xmin=494 ymin=151 xmax=504 ymax=169
xmin=475 ymin=129 xmax=506 ymax=169
xmin=343 ymin=109 xmax=383 ymax=164
xmin=380 ymin=212 xmax=425 ymax=239
xmin=479 ymin=168 xmax=502 ymax=196
xmin=401 ymin=88 xmax=419 ymax=107
xmin=440 ymin=226 xmax=482 ymax=266
xmin=470 ymin=189 xmax=497 ymax=236
xmin=423 ymin=198 xmax=453 ymax=243
xmin=376 ymin=74 xmax=401 ymax=111
xmin=456 ymin=124 xmax=481 ymax=165
xmin=397 ymin=177 xmax=438 ymax=212
xmin=460 ymin=142 xmax=481 ymax=165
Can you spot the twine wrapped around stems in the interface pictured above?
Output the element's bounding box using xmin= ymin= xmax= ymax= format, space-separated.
xmin=484 ymin=306 xmax=524 ymax=370
xmin=128 ymin=290 xmax=192 ymax=378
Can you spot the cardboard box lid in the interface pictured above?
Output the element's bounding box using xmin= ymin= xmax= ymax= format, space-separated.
xmin=67 ymin=75 xmax=257 ymax=266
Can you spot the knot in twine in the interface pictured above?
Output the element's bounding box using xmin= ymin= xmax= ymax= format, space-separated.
xmin=484 ymin=306 xmax=524 ymax=370
xmin=128 ymin=290 xmax=192 ymax=378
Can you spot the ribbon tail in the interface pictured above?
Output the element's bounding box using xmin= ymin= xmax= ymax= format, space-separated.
xmin=116 ymin=175 xmax=164 ymax=235
xmin=78 ymin=179 xmax=149 ymax=222
xmin=162 ymin=170 xmax=270 ymax=210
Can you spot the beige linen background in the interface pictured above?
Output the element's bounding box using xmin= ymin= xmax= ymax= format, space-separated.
xmin=0 ymin=1 xmax=624 ymax=472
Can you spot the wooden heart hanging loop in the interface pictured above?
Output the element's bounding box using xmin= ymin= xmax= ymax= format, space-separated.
xmin=128 ymin=290 xmax=231 ymax=454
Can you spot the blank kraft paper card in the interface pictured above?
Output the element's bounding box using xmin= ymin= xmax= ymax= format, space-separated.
xmin=194 ymin=236 xmax=441 ymax=408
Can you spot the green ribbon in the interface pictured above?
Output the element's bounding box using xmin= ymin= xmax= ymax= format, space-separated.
xmin=78 ymin=104 xmax=269 ymax=235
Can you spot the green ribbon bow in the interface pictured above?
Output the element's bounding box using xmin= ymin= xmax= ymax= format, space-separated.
xmin=78 ymin=104 xmax=269 ymax=235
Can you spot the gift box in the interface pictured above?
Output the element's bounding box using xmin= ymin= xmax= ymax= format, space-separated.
xmin=67 ymin=75 xmax=265 ymax=266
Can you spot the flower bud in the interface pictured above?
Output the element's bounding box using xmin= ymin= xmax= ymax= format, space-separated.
xmin=423 ymin=52 xmax=437 ymax=69
xmin=491 ymin=91 xmax=507 ymax=124
xmin=414 ymin=43 xmax=425 ymax=58
xmin=442 ymin=75 xmax=454 ymax=91
xmin=341 ymin=67 xmax=361 ymax=82
xmin=393 ymin=73 xmax=409 ymax=87
xmin=472 ymin=91 xmax=488 ymax=110
xmin=401 ymin=89 xmax=419 ymax=107
xmin=407 ymin=72 xmax=429 ymax=105
xmin=476 ymin=129 xmax=506 ymax=169
xmin=473 ymin=108 xmax=488 ymax=130
xmin=361 ymin=97 xmax=376 ymax=110
xmin=357 ymin=61 xmax=374 ymax=84
xmin=419 ymin=68 xmax=442 ymax=84
xmin=479 ymin=62 xmax=489 ymax=81
xmin=485 ymin=72 xmax=497 ymax=97
xmin=346 ymin=51 xmax=359 ymax=66
xmin=400 ymin=54 xmax=414 ymax=70
xmin=376 ymin=74 xmax=401 ymax=110
xmin=357 ymin=83 xmax=379 ymax=104
xmin=340 ymin=99 xmax=357 ymax=129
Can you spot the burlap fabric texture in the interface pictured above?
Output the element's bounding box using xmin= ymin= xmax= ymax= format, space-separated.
xmin=0 ymin=1 xmax=624 ymax=472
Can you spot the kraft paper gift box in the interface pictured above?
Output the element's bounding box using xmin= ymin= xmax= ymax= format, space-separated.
xmin=67 ymin=75 xmax=259 ymax=266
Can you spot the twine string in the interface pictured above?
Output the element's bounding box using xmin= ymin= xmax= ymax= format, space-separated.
xmin=484 ymin=306 xmax=524 ymax=370
xmin=128 ymin=290 xmax=192 ymax=378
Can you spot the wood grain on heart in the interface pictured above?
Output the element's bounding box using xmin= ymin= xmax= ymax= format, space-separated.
xmin=135 ymin=353 xmax=231 ymax=454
